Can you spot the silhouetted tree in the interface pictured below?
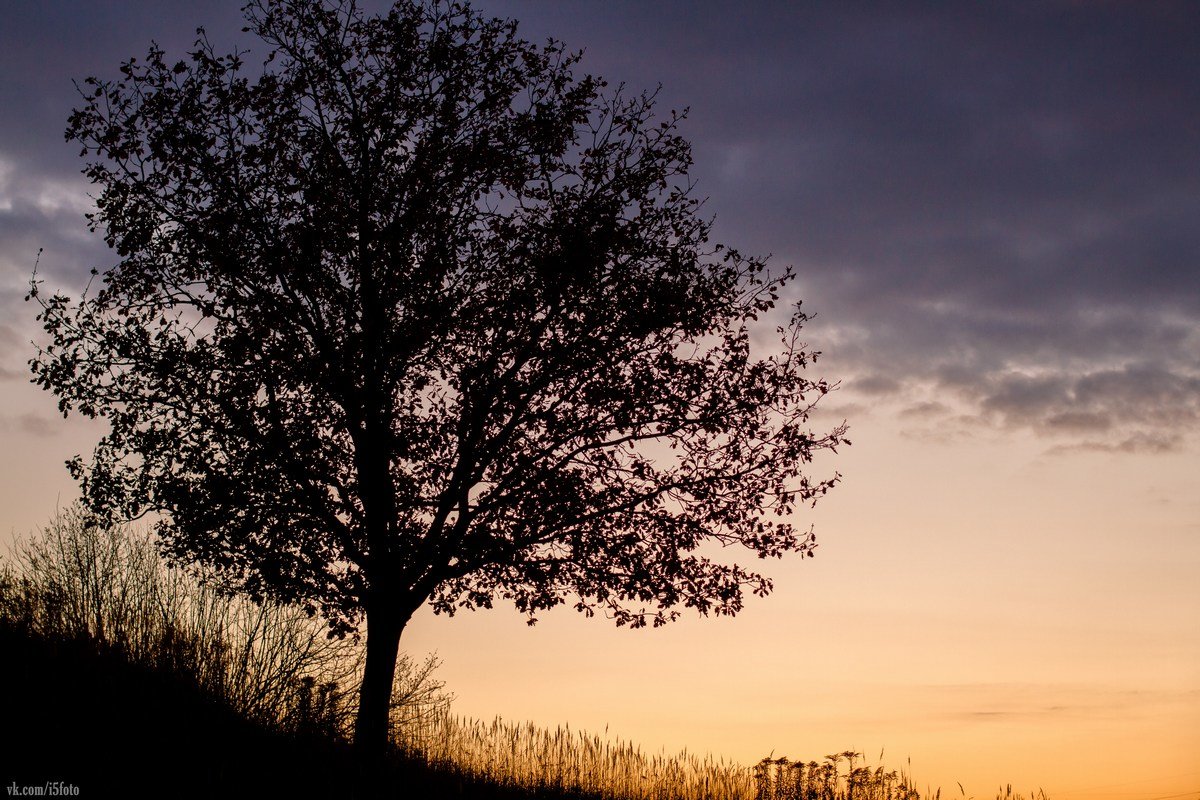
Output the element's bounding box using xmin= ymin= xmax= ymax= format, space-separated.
xmin=31 ymin=0 xmax=847 ymax=759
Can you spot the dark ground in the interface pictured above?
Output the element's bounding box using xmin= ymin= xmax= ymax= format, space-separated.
xmin=0 ymin=625 xmax=601 ymax=800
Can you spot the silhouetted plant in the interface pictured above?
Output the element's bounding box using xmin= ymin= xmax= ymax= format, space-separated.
xmin=394 ymin=712 xmax=754 ymax=800
xmin=32 ymin=0 xmax=847 ymax=757
xmin=0 ymin=526 xmax=1048 ymax=800
xmin=0 ymin=506 xmax=448 ymax=740
xmin=749 ymin=754 xmax=1049 ymax=800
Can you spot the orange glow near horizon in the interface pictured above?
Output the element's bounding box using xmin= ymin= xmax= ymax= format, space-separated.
xmin=388 ymin=400 xmax=1200 ymax=799
xmin=1 ymin=377 xmax=1197 ymax=799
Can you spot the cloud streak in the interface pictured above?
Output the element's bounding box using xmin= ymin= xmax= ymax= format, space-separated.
xmin=1 ymin=1 xmax=1198 ymax=451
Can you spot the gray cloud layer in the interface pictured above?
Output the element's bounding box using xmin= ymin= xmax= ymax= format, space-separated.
xmin=2 ymin=1 xmax=1197 ymax=451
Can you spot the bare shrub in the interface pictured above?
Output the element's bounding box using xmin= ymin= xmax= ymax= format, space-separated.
xmin=0 ymin=506 xmax=448 ymax=740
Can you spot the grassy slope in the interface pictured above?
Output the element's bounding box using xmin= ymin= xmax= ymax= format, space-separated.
xmin=0 ymin=625 xmax=591 ymax=800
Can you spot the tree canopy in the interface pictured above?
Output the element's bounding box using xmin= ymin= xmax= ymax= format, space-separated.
xmin=31 ymin=0 xmax=846 ymax=755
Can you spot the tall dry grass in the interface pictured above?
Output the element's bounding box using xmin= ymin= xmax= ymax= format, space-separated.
xmin=0 ymin=506 xmax=447 ymax=738
xmin=751 ymin=755 xmax=1049 ymax=800
xmin=0 ymin=508 xmax=1048 ymax=800
xmin=395 ymin=713 xmax=754 ymax=799
xmin=752 ymin=752 xmax=921 ymax=800
xmin=393 ymin=714 xmax=1050 ymax=800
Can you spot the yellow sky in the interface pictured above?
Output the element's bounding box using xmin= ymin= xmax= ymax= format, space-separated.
xmin=396 ymin=391 xmax=1200 ymax=799
xmin=1 ymin=359 xmax=1197 ymax=799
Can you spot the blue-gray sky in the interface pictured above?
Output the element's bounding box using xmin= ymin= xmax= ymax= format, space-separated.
xmin=3 ymin=1 xmax=1198 ymax=453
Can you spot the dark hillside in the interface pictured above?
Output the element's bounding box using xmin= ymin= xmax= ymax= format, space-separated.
xmin=0 ymin=623 xmax=353 ymax=798
xmin=0 ymin=625 xmax=592 ymax=800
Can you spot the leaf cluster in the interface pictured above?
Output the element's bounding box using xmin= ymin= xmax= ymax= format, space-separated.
xmin=31 ymin=0 xmax=847 ymax=634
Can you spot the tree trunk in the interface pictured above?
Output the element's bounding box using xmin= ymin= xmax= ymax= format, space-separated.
xmin=353 ymin=599 xmax=409 ymax=761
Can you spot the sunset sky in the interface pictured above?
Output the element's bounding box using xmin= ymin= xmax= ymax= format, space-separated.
xmin=1 ymin=2 xmax=1197 ymax=798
